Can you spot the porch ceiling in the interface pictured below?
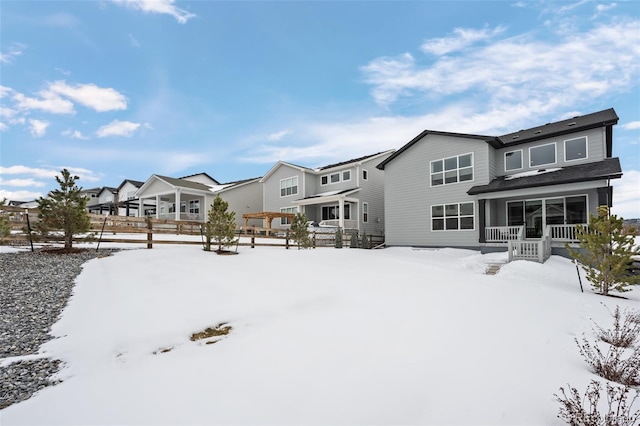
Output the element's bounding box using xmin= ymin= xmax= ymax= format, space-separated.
xmin=292 ymin=188 xmax=360 ymax=206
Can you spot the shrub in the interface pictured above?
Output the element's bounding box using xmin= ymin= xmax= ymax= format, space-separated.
xmin=594 ymin=307 xmax=640 ymax=349
xmin=555 ymin=380 xmax=640 ymax=425
xmin=335 ymin=227 xmax=343 ymax=248
xmin=575 ymin=336 xmax=640 ymax=387
xmin=204 ymin=195 xmax=237 ymax=252
xmin=350 ymin=231 xmax=358 ymax=248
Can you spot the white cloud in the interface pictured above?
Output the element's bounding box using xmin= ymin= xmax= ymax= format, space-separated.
xmin=48 ymin=81 xmax=127 ymax=112
xmin=611 ymin=169 xmax=640 ymax=219
xmin=96 ymin=119 xmax=141 ymax=137
xmin=0 ymin=189 xmax=44 ymax=202
xmin=0 ymin=86 xmax=13 ymax=98
xmin=0 ymin=178 xmax=46 ymax=188
xmin=362 ymin=20 xmax=640 ymax=109
xmin=0 ymin=165 xmax=62 ymax=179
xmin=28 ymin=119 xmax=50 ymax=137
xmin=267 ymin=129 xmax=292 ymax=141
xmin=0 ymin=122 xmax=8 ymax=132
xmin=112 ymin=0 xmax=195 ymax=24
xmin=0 ymin=43 xmax=26 ymax=64
xmin=62 ymin=129 xmax=89 ymax=139
xmin=621 ymin=121 xmax=640 ymax=130
xmin=420 ymin=26 xmax=506 ymax=55
xmin=13 ymin=91 xmax=75 ymax=114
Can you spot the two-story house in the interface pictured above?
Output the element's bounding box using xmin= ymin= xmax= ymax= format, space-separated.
xmin=377 ymin=108 xmax=622 ymax=261
xmin=260 ymin=150 xmax=394 ymax=235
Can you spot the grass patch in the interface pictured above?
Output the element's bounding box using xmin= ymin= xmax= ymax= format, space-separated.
xmin=190 ymin=323 xmax=232 ymax=342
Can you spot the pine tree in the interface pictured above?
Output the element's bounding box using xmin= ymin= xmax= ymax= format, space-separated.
xmin=0 ymin=199 xmax=11 ymax=243
xmin=335 ymin=227 xmax=343 ymax=248
xmin=350 ymin=230 xmax=359 ymax=248
xmin=204 ymin=195 xmax=237 ymax=252
xmin=361 ymin=232 xmax=369 ymax=249
xmin=567 ymin=206 xmax=640 ymax=295
xmin=37 ymin=169 xmax=91 ymax=250
xmin=290 ymin=212 xmax=312 ymax=249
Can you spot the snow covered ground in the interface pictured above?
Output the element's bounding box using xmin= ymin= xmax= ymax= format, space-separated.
xmin=2 ymin=243 xmax=639 ymax=425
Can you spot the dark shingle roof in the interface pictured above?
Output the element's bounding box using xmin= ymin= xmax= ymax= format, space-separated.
xmin=178 ymin=172 xmax=220 ymax=185
xmin=467 ymin=158 xmax=622 ymax=195
xmin=318 ymin=151 xmax=392 ymax=171
xmin=155 ymin=175 xmax=215 ymax=191
xmin=498 ymin=108 xmax=619 ymax=146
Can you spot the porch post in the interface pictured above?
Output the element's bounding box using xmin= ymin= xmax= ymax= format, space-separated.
xmin=338 ymin=197 xmax=345 ymax=229
xmin=478 ymin=199 xmax=486 ymax=243
xmin=175 ymin=189 xmax=181 ymax=221
xmin=155 ymin=195 xmax=160 ymax=219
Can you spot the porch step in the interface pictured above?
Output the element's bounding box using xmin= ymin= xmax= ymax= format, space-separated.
xmin=485 ymin=264 xmax=504 ymax=275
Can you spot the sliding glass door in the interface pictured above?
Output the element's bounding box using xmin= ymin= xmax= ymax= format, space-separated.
xmin=506 ymin=196 xmax=587 ymax=239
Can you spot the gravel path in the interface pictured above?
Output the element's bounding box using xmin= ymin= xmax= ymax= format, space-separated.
xmin=0 ymin=249 xmax=117 ymax=410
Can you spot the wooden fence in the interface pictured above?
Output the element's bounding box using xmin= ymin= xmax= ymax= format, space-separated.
xmin=2 ymin=206 xmax=383 ymax=249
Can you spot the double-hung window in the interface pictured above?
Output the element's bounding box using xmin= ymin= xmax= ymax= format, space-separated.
xmin=280 ymin=207 xmax=297 ymax=225
xmin=280 ymin=176 xmax=298 ymax=197
xmin=189 ymin=200 xmax=199 ymax=214
xmin=431 ymin=202 xmax=474 ymax=231
xmin=431 ymin=153 xmax=473 ymax=186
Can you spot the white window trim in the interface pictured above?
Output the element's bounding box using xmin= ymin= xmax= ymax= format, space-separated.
xmin=330 ymin=172 xmax=340 ymax=184
xmin=564 ymin=136 xmax=588 ymax=163
xmin=504 ymin=194 xmax=589 ymax=226
xmin=280 ymin=206 xmax=297 ymax=225
xmin=504 ymin=149 xmax=523 ymax=172
xmin=363 ymin=202 xmax=369 ymax=223
xmin=430 ymin=201 xmax=475 ymax=232
xmin=279 ymin=176 xmax=299 ymax=198
xmin=529 ymin=142 xmax=557 ymax=168
xmin=430 ymin=152 xmax=474 ymax=187
xmin=320 ymin=175 xmax=329 ymax=186
xmin=342 ymin=170 xmax=351 ymax=182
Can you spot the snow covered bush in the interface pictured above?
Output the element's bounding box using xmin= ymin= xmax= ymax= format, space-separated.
xmin=594 ymin=307 xmax=640 ymax=349
xmin=555 ymin=380 xmax=640 ymax=425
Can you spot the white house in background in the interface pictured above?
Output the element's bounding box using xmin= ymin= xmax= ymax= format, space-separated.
xmin=80 ymin=187 xmax=101 ymax=213
xmin=135 ymin=174 xmax=222 ymax=222
xmin=115 ymin=179 xmax=152 ymax=217
xmin=86 ymin=187 xmax=118 ymax=215
xmin=260 ymin=150 xmax=394 ymax=235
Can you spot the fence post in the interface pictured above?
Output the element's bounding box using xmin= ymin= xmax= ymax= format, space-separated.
xmin=146 ymin=216 xmax=153 ymax=249
xmin=312 ymin=231 xmax=316 ymax=249
xmin=285 ymin=229 xmax=290 ymax=249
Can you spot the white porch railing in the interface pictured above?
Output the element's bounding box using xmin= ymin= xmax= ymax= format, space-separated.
xmin=318 ymin=219 xmax=358 ymax=230
xmin=157 ymin=213 xmax=205 ymax=222
xmin=485 ymin=226 xmax=523 ymax=242
xmin=508 ymin=226 xmax=551 ymax=263
xmin=548 ymin=224 xmax=588 ymax=241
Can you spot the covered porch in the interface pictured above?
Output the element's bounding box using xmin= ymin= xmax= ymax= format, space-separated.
xmin=293 ymin=188 xmax=361 ymax=231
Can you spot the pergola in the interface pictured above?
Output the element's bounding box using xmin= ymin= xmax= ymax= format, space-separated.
xmin=242 ymin=212 xmax=295 ymax=234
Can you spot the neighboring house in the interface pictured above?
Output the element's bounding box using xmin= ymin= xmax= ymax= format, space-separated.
xmin=212 ymin=177 xmax=263 ymax=228
xmin=115 ymin=179 xmax=152 ymax=217
xmin=377 ymin=108 xmax=622 ymax=261
xmin=135 ymin=174 xmax=222 ymax=222
xmin=260 ymin=150 xmax=394 ymax=235
xmin=91 ymin=187 xmax=118 ymax=215
xmin=80 ymin=187 xmax=101 ymax=213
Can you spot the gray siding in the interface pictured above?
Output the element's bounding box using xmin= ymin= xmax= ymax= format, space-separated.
xmin=217 ymin=180 xmax=263 ymax=227
xmin=496 ymin=128 xmax=606 ymax=176
xmin=384 ymin=134 xmax=490 ymax=247
xmin=262 ymin=165 xmax=306 ymax=229
xmin=357 ymin=155 xmax=390 ymax=236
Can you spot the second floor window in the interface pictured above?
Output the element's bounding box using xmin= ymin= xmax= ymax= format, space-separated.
xmin=504 ymin=150 xmax=523 ymax=171
xmin=565 ymin=137 xmax=587 ymax=161
xmin=431 ymin=153 xmax=473 ymax=186
xmin=530 ymin=143 xmax=556 ymax=167
xmin=280 ymin=176 xmax=298 ymax=197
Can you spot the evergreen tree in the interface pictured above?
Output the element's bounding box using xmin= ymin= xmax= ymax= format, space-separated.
xmin=361 ymin=232 xmax=369 ymax=249
xmin=335 ymin=227 xmax=343 ymax=248
xmin=290 ymin=212 xmax=312 ymax=249
xmin=0 ymin=199 xmax=11 ymax=243
xmin=567 ymin=206 xmax=640 ymax=295
xmin=37 ymin=169 xmax=91 ymax=250
xmin=350 ymin=230 xmax=359 ymax=248
xmin=204 ymin=195 xmax=237 ymax=252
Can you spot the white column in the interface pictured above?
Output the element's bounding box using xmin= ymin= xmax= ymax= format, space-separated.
xmin=175 ymin=189 xmax=181 ymax=221
xmin=338 ymin=197 xmax=345 ymax=229
xmin=155 ymin=195 xmax=160 ymax=219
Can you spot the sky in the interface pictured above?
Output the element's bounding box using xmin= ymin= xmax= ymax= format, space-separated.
xmin=1 ymin=0 xmax=639 ymax=217
xmin=2 ymin=244 xmax=639 ymax=424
